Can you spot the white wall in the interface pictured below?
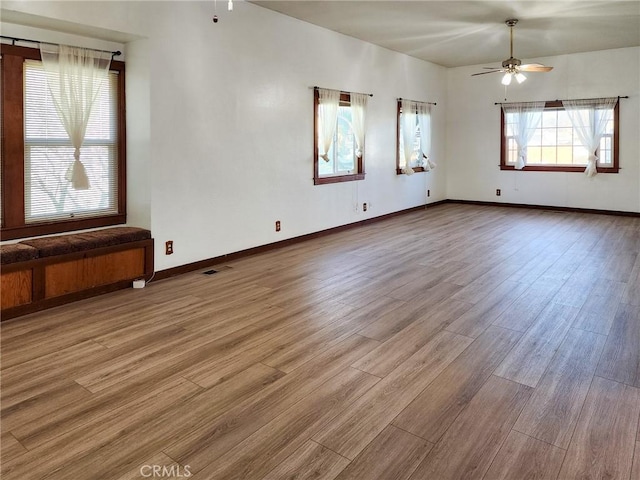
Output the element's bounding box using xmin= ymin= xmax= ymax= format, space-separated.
xmin=446 ymin=47 xmax=640 ymax=213
xmin=4 ymin=2 xmax=637 ymax=274
xmin=2 ymin=1 xmax=447 ymax=270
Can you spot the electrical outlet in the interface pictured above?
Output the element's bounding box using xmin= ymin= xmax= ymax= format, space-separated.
xmin=363 ymin=203 xmax=367 ymax=212
xmin=427 ymin=189 xmax=430 ymax=197
xmin=496 ymin=189 xmax=501 ymax=196
xmin=165 ymin=240 xmax=174 ymax=255
xmin=275 ymin=220 xmax=281 ymax=232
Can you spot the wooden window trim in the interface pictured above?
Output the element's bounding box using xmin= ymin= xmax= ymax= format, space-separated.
xmin=313 ymin=90 xmax=365 ymax=185
xmin=500 ymin=100 xmax=619 ymax=173
xmin=396 ymin=100 xmax=425 ymax=175
xmin=1 ymin=44 xmax=127 ymax=240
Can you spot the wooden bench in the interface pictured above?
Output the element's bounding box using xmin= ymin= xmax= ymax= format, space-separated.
xmin=1 ymin=227 xmax=154 ymax=320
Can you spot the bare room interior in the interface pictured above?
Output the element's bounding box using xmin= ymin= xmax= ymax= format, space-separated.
xmin=1 ymin=1 xmax=640 ymax=479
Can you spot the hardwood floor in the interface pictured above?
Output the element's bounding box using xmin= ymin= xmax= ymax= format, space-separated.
xmin=2 ymin=203 xmax=640 ymax=480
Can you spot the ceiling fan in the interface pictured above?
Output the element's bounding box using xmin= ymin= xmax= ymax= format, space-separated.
xmin=472 ymin=19 xmax=553 ymax=85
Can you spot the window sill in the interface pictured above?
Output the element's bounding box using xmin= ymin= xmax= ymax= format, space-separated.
xmin=314 ymin=173 xmax=365 ymax=185
xmin=500 ymin=165 xmax=619 ymax=174
xmin=1 ymin=214 xmax=127 ymax=241
xmin=396 ymin=167 xmax=425 ymax=175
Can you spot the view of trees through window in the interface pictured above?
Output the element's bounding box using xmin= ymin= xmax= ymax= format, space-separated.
xmin=24 ymin=61 xmax=118 ymax=223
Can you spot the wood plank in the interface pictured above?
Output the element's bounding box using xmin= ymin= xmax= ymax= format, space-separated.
xmin=1 ymin=270 xmax=32 ymax=308
xmin=1 ymin=340 xmax=109 ymax=408
xmin=387 ymin=263 xmax=467 ymax=301
xmin=14 ymin=363 xmax=283 ymax=450
xmin=551 ymin=261 xmax=600 ymax=309
xmin=600 ymin=251 xmax=638 ymax=282
xmin=409 ymin=375 xmax=532 ymax=480
xmin=494 ymin=302 xmax=578 ymax=387
xmin=261 ymin=440 xmax=350 ymax=480
xmin=357 ymin=282 xmax=463 ymax=342
xmin=513 ymin=328 xmax=606 ymax=449
xmin=633 ymin=442 xmax=640 ymax=480
xmin=29 ymin=363 xmax=284 ymax=480
xmin=1 ymin=380 xmax=92 ymax=433
xmin=482 ymin=430 xmax=566 ymax=480
xmin=557 ymin=376 xmax=640 ymax=480
xmin=165 ymin=334 xmax=379 ymax=472
xmin=193 ymin=367 xmax=379 ymax=480
xmin=621 ymin=256 xmax=640 ymax=306
xmin=260 ymin=299 xmax=398 ymax=373
xmin=446 ymin=280 xmax=529 ymax=338
xmin=1 ymin=377 xmax=202 ymax=480
xmin=181 ymin=302 xmax=382 ymax=388
xmin=0 ymin=433 xmax=27 ymax=464
xmin=313 ymin=330 xmax=473 ymax=459
xmin=492 ymin=279 xmax=563 ymax=332
xmin=570 ymin=280 xmax=625 ymax=335
xmin=352 ymin=298 xmax=472 ymax=377
xmin=596 ymin=303 xmax=640 ymax=387
xmin=393 ymin=325 xmax=522 ymax=442
xmin=334 ymin=425 xmax=432 ymax=480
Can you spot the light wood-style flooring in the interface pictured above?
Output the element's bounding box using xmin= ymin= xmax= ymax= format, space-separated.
xmin=2 ymin=203 xmax=640 ymax=480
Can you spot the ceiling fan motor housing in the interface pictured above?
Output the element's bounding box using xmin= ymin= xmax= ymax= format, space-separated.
xmin=502 ymin=57 xmax=521 ymax=69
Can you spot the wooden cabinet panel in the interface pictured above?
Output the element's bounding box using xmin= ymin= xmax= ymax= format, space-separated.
xmin=45 ymin=249 xmax=145 ymax=298
xmin=1 ymin=270 xmax=32 ymax=308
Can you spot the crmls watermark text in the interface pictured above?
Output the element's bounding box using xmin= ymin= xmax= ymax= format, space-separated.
xmin=140 ymin=464 xmax=192 ymax=477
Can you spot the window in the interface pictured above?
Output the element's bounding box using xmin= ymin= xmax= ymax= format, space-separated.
xmin=1 ymin=44 xmax=126 ymax=240
xmin=500 ymin=100 xmax=619 ymax=173
xmin=396 ymin=99 xmax=434 ymax=175
xmin=314 ymin=88 xmax=367 ymax=185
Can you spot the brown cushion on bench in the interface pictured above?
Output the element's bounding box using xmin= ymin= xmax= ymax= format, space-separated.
xmin=20 ymin=227 xmax=151 ymax=258
xmin=1 ymin=243 xmax=39 ymax=265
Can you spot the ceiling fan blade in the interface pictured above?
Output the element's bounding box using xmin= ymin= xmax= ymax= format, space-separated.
xmin=471 ymin=70 xmax=502 ymax=76
xmin=482 ymin=66 xmax=500 ymax=69
xmin=520 ymin=64 xmax=554 ymax=72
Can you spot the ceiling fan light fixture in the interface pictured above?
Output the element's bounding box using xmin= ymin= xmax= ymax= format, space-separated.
xmin=515 ymin=72 xmax=527 ymax=84
xmin=501 ymin=73 xmax=512 ymax=86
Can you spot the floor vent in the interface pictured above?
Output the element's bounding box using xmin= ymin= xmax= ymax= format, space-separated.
xmin=203 ymin=269 xmax=218 ymax=275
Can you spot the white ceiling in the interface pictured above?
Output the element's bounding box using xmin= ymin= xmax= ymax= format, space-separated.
xmin=250 ymin=1 xmax=640 ymax=67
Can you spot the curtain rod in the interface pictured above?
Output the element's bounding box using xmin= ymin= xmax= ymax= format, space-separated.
xmin=0 ymin=35 xmax=122 ymax=58
xmin=398 ymin=97 xmax=437 ymax=106
xmin=494 ymin=96 xmax=628 ymax=105
xmin=313 ymin=86 xmax=373 ymax=97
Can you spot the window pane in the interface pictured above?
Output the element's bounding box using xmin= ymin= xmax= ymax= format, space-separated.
xmin=541 ymin=146 xmax=557 ymax=164
xmin=398 ymin=114 xmax=421 ymax=169
xmin=557 ymin=146 xmax=573 ymax=165
xmin=336 ymin=107 xmax=355 ymax=172
xmin=527 ymin=146 xmax=542 ymax=164
xmin=24 ymin=60 xmax=118 ymax=223
xmin=541 ymin=128 xmax=556 ymax=146
xmin=557 ymin=110 xmax=573 ymax=128
xmin=542 ymin=110 xmax=557 ymax=128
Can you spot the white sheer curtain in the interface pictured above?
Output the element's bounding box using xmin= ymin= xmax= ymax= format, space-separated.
xmin=401 ymin=100 xmax=417 ymax=175
xmin=317 ymin=88 xmax=340 ymax=162
xmin=40 ymin=44 xmax=112 ymax=190
xmin=562 ymin=97 xmax=617 ymax=177
xmin=417 ymin=102 xmax=435 ymax=171
xmin=350 ymin=93 xmax=368 ymax=159
xmin=501 ymin=101 xmax=545 ymax=170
